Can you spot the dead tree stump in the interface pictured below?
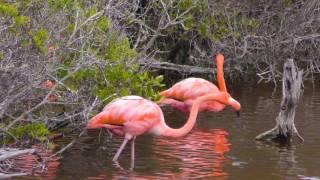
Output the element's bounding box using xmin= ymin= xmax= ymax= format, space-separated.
xmin=256 ymin=59 xmax=304 ymax=143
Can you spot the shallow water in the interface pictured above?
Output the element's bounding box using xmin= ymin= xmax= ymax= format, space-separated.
xmin=17 ymin=84 xmax=320 ymax=179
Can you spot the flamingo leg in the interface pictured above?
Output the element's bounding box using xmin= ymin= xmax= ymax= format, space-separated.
xmin=130 ymin=136 xmax=136 ymax=169
xmin=105 ymin=129 xmax=113 ymax=138
xmin=112 ymin=138 xmax=129 ymax=162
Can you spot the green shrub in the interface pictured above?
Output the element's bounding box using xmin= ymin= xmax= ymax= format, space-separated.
xmin=106 ymin=35 xmax=137 ymax=62
xmin=10 ymin=123 xmax=49 ymax=142
xmin=48 ymin=0 xmax=72 ymax=11
xmin=0 ymin=3 xmax=18 ymax=17
xmin=14 ymin=15 xmax=30 ymax=27
xmin=32 ymin=28 xmax=49 ymax=53
xmin=64 ymin=43 xmax=164 ymax=102
xmin=97 ymin=16 xmax=110 ymax=32
xmin=178 ymin=0 xmax=193 ymax=11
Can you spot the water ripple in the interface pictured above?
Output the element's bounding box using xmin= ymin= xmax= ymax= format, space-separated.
xmin=149 ymin=129 xmax=230 ymax=179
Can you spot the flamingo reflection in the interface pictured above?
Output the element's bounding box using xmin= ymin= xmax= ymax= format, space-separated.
xmin=13 ymin=145 xmax=60 ymax=179
xmin=85 ymin=129 xmax=230 ymax=179
xmin=152 ymin=128 xmax=230 ymax=178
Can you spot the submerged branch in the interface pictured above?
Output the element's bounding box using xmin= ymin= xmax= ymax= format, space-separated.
xmin=0 ymin=148 xmax=35 ymax=162
xmin=0 ymin=173 xmax=28 ymax=179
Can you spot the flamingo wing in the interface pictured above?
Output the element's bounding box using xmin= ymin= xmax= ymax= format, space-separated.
xmin=160 ymin=78 xmax=220 ymax=101
xmin=88 ymin=96 xmax=162 ymax=136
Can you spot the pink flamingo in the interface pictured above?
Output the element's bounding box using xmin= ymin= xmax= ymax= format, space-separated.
xmin=159 ymin=54 xmax=241 ymax=115
xmin=86 ymin=92 xmax=231 ymax=167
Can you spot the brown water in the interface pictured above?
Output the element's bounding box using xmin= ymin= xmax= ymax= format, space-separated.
xmin=17 ymin=84 xmax=320 ymax=179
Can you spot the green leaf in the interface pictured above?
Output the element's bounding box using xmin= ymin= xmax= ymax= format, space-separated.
xmin=86 ymin=7 xmax=97 ymax=17
xmin=32 ymin=28 xmax=49 ymax=53
xmin=0 ymin=3 xmax=18 ymax=17
xmin=14 ymin=16 xmax=30 ymax=27
xmin=97 ymin=16 xmax=110 ymax=32
xmin=178 ymin=0 xmax=193 ymax=11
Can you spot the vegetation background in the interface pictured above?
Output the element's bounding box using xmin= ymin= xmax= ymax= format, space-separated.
xmin=0 ymin=0 xmax=319 ymax=144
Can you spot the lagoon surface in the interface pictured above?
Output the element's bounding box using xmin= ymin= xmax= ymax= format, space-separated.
xmin=17 ymin=83 xmax=320 ymax=179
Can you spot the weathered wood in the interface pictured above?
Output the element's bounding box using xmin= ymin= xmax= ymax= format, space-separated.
xmin=256 ymin=59 xmax=304 ymax=143
xmin=139 ymin=61 xmax=216 ymax=74
xmin=0 ymin=172 xmax=28 ymax=179
xmin=0 ymin=148 xmax=36 ymax=178
xmin=0 ymin=148 xmax=35 ymax=161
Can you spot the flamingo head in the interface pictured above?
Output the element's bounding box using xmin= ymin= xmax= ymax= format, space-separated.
xmin=227 ymin=96 xmax=241 ymax=117
xmin=215 ymin=53 xmax=224 ymax=64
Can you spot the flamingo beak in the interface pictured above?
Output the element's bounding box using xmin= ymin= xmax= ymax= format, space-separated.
xmin=227 ymin=97 xmax=241 ymax=116
xmin=236 ymin=111 xmax=240 ymax=117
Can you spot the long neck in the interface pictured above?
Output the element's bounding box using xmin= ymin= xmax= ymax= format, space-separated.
xmin=160 ymin=93 xmax=228 ymax=138
xmin=216 ymin=54 xmax=227 ymax=92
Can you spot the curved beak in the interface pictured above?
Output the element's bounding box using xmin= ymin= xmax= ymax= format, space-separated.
xmin=236 ymin=111 xmax=240 ymax=117
xmin=227 ymin=97 xmax=241 ymax=117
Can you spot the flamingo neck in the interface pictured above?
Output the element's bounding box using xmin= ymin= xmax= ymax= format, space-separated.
xmin=159 ymin=93 xmax=228 ymax=138
xmin=216 ymin=54 xmax=227 ymax=92
xmin=206 ymin=101 xmax=226 ymax=112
